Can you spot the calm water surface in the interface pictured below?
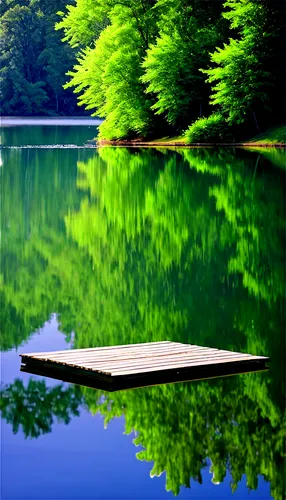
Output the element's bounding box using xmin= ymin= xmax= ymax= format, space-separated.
xmin=1 ymin=122 xmax=285 ymax=500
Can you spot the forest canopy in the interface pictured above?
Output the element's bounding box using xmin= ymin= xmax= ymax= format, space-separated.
xmin=56 ymin=0 xmax=285 ymax=140
xmin=0 ymin=0 xmax=79 ymax=115
xmin=1 ymin=0 xmax=284 ymax=139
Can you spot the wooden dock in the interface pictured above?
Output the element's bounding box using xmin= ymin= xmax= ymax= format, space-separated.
xmin=20 ymin=341 xmax=269 ymax=391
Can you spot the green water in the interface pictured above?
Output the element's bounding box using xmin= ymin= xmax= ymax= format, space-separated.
xmin=1 ymin=124 xmax=285 ymax=499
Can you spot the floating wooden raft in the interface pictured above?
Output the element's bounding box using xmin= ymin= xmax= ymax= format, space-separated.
xmin=20 ymin=341 xmax=269 ymax=391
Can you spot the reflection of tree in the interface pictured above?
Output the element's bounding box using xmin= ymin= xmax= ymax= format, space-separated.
xmin=181 ymin=148 xmax=285 ymax=303
xmin=0 ymin=293 xmax=34 ymax=351
xmin=63 ymin=148 xmax=238 ymax=350
xmin=1 ymin=146 xmax=285 ymax=498
xmin=1 ymin=146 xmax=285 ymax=399
xmin=2 ymin=147 xmax=284 ymax=354
xmin=0 ymin=379 xmax=82 ymax=438
xmin=83 ymin=373 xmax=285 ymax=499
xmin=1 ymin=373 xmax=284 ymax=499
xmin=0 ymin=147 xmax=89 ymax=349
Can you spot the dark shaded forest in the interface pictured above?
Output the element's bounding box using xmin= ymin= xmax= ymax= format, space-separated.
xmin=0 ymin=0 xmax=79 ymax=115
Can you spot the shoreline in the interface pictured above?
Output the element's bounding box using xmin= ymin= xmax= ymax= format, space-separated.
xmin=96 ymin=139 xmax=286 ymax=148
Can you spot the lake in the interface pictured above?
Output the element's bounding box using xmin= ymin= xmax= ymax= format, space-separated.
xmin=1 ymin=119 xmax=285 ymax=500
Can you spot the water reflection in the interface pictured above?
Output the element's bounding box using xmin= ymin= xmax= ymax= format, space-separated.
xmin=1 ymin=374 xmax=284 ymax=498
xmin=1 ymin=378 xmax=82 ymax=438
xmin=84 ymin=375 xmax=284 ymax=497
xmin=1 ymin=119 xmax=99 ymax=146
xmin=1 ymin=145 xmax=285 ymax=499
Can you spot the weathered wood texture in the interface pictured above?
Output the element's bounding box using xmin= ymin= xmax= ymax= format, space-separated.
xmin=20 ymin=341 xmax=269 ymax=391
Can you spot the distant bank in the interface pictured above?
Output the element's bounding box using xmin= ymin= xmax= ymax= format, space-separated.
xmin=0 ymin=117 xmax=103 ymax=127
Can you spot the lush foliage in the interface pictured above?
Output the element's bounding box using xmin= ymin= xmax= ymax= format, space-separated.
xmin=2 ymin=0 xmax=284 ymax=131
xmin=64 ymin=19 xmax=155 ymax=139
xmin=184 ymin=113 xmax=234 ymax=143
xmin=56 ymin=0 xmax=285 ymax=140
xmin=203 ymin=1 xmax=269 ymax=126
xmin=141 ymin=0 xmax=224 ymax=129
xmin=57 ymin=1 xmax=160 ymax=139
xmin=248 ymin=125 xmax=286 ymax=146
xmin=0 ymin=0 xmax=79 ymax=115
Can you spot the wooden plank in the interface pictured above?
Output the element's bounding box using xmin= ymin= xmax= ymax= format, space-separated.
xmin=41 ymin=348 xmax=258 ymax=367
xmin=77 ymin=347 xmax=252 ymax=364
xmin=75 ymin=351 xmax=254 ymax=371
xmin=78 ymin=353 xmax=262 ymax=375
xmin=20 ymin=341 xmax=269 ymax=391
xmin=29 ymin=345 xmax=211 ymax=363
xmin=23 ymin=343 xmax=183 ymax=361
xmin=23 ymin=340 xmax=174 ymax=357
xmin=23 ymin=343 xmax=256 ymax=363
xmin=111 ymin=355 xmax=267 ymax=376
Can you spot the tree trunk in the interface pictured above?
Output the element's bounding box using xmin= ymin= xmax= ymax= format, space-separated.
xmin=252 ymin=111 xmax=261 ymax=133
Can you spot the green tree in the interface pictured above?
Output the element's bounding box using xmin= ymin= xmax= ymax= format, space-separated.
xmin=57 ymin=0 xmax=166 ymax=139
xmin=0 ymin=4 xmax=48 ymax=115
xmin=202 ymin=0 xmax=285 ymax=132
xmin=57 ymin=0 xmax=284 ymax=139
xmin=0 ymin=0 xmax=79 ymax=115
xmin=56 ymin=0 xmax=109 ymax=48
xmin=38 ymin=0 xmax=80 ymax=114
xmin=142 ymin=0 xmax=225 ymax=130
